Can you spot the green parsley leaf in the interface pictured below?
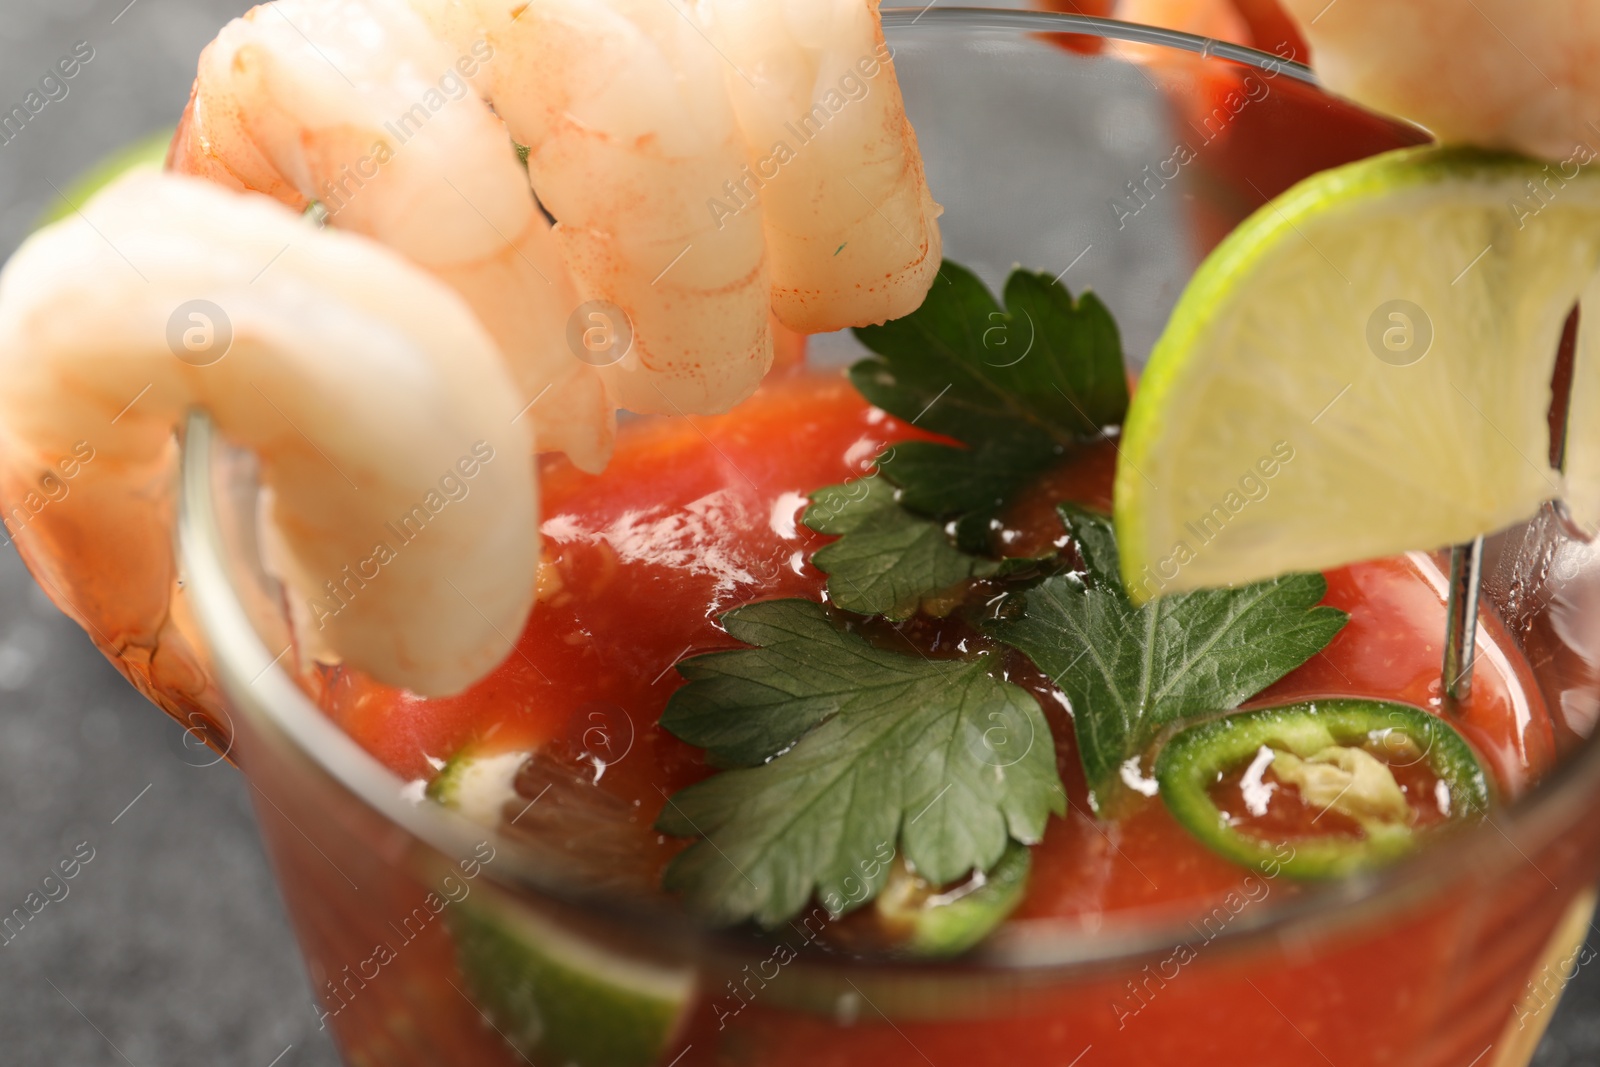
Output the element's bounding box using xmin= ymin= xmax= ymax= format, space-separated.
xmin=985 ymin=505 xmax=1348 ymax=812
xmin=803 ymin=476 xmax=1017 ymax=618
xmin=803 ymin=262 xmax=1127 ymax=614
xmin=656 ymin=599 xmax=1063 ymax=928
xmin=853 ymin=261 xmax=1127 ymax=534
xmin=854 ymin=263 xmax=1127 ymax=450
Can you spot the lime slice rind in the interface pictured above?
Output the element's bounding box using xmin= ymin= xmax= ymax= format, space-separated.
xmin=36 ymin=129 xmax=172 ymax=229
xmin=450 ymin=891 xmax=696 ymax=1067
xmin=1117 ymin=146 xmax=1600 ymax=597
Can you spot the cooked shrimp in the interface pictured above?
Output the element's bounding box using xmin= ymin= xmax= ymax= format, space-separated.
xmin=707 ymin=0 xmax=943 ymax=332
xmin=182 ymin=0 xmax=941 ymax=422
xmin=464 ymin=0 xmax=775 ymax=417
xmin=0 ymin=172 xmax=538 ymax=699
xmin=170 ymin=0 xmax=613 ymax=471
xmin=1280 ymin=0 xmax=1600 ymax=161
xmin=412 ymin=0 xmax=939 ymax=371
xmin=12 ymin=0 xmax=941 ymax=712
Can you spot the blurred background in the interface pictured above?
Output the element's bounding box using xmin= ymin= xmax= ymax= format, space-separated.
xmin=0 ymin=4 xmax=344 ymax=1064
xmin=0 ymin=2 xmax=1596 ymax=1065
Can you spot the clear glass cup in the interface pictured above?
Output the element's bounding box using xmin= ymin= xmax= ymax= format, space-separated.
xmin=168 ymin=10 xmax=1600 ymax=1067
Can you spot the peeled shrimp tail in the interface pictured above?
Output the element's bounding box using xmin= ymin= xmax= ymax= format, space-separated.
xmin=710 ymin=0 xmax=943 ymax=332
xmin=0 ymin=172 xmax=538 ymax=698
xmin=476 ymin=0 xmax=774 ymax=416
xmin=170 ymin=0 xmax=614 ymax=470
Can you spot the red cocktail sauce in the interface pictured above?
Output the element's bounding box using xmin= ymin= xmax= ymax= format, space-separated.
xmin=319 ymin=371 xmax=1554 ymax=930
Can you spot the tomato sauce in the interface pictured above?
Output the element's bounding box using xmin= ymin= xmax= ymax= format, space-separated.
xmin=317 ymin=371 xmax=1556 ymax=929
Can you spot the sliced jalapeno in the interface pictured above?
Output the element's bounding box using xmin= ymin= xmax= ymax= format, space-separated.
xmin=1155 ymin=699 xmax=1490 ymax=880
xmin=874 ymin=841 xmax=1032 ymax=957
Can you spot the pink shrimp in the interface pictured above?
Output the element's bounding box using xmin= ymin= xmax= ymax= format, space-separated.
xmin=0 ymin=172 xmax=539 ymax=702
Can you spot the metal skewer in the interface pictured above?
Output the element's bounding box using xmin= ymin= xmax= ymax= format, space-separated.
xmin=1441 ymin=537 xmax=1483 ymax=704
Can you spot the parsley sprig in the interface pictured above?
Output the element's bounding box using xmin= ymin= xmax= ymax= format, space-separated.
xmin=654 ymin=261 xmax=1346 ymax=935
xmin=805 ymin=475 xmax=1035 ymax=619
xmin=656 ymin=599 xmax=1061 ymax=929
xmin=986 ymin=506 xmax=1349 ymax=812
xmin=803 ymin=262 xmax=1127 ymax=615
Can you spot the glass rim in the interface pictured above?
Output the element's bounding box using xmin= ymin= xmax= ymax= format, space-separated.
xmin=175 ymin=9 xmax=1598 ymax=982
xmin=881 ymin=5 xmax=1317 ymax=83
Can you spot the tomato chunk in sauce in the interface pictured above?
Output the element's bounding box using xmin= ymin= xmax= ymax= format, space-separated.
xmin=318 ymin=372 xmax=1556 ymax=922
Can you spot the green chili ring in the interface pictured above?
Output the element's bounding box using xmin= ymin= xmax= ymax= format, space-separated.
xmin=1155 ymin=699 xmax=1491 ymax=880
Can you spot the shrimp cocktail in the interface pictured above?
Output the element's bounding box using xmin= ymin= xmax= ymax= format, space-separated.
xmin=9 ymin=1 xmax=1600 ymax=1065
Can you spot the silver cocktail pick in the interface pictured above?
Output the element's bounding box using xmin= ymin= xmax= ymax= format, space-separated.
xmin=1441 ymin=538 xmax=1484 ymax=703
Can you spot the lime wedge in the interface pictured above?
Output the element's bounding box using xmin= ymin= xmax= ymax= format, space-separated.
xmin=1116 ymin=146 xmax=1600 ymax=598
xmin=37 ymin=129 xmax=173 ymax=229
xmin=449 ymin=891 xmax=695 ymax=1067
xmin=434 ymin=748 xmax=696 ymax=1065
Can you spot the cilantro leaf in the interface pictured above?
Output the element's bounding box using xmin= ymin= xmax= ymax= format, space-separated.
xmin=985 ymin=506 xmax=1348 ymax=812
xmin=656 ymin=599 xmax=1063 ymax=928
xmin=804 ymin=476 xmax=1015 ymax=617
xmin=803 ymin=262 xmax=1128 ymax=613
